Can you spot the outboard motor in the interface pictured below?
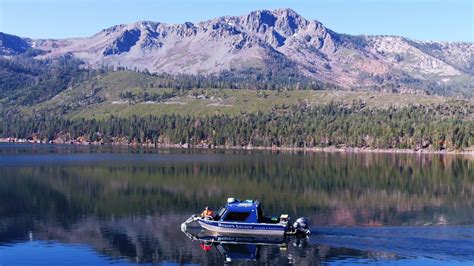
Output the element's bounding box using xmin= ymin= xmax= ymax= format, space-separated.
xmin=292 ymin=217 xmax=310 ymax=235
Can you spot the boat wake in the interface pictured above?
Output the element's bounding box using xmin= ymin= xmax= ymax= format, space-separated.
xmin=310 ymin=226 xmax=474 ymax=261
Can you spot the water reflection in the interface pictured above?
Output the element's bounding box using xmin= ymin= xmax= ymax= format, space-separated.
xmin=0 ymin=144 xmax=473 ymax=264
xmin=182 ymin=229 xmax=292 ymax=263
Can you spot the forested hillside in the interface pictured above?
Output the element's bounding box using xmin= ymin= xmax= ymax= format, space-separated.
xmin=0 ymin=55 xmax=85 ymax=106
xmin=0 ymin=55 xmax=472 ymax=152
xmin=2 ymin=103 xmax=472 ymax=151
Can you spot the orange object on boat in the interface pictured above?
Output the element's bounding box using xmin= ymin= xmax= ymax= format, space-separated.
xmin=201 ymin=207 xmax=213 ymax=217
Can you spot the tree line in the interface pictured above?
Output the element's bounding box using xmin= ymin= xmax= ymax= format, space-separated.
xmin=1 ymin=103 xmax=472 ymax=151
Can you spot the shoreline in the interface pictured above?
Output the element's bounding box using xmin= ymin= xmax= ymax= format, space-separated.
xmin=1 ymin=138 xmax=472 ymax=155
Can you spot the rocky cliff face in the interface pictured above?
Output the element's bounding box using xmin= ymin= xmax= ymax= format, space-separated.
xmin=1 ymin=8 xmax=473 ymax=89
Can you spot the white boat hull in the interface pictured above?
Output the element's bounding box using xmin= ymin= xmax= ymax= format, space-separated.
xmin=198 ymin=219 xmax=287 ymax=236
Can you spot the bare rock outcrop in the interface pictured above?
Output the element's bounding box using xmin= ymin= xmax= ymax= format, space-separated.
xmin=1 ymin=8 xmax=472 ymax=89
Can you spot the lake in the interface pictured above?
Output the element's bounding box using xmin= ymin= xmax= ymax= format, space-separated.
xmin=0 ymin=144 xmax=472 ymax=265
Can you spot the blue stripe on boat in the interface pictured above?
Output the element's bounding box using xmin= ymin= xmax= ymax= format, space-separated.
xmin=198 ymin=218 xmax=287 ymax=235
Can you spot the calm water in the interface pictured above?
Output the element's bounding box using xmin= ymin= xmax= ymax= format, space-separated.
xmin=0 ymin=144 xmax=473 ymax=265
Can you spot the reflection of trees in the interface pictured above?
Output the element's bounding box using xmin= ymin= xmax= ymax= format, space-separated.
xmin=0 ymin=153 xmax=472 ymax=227
xmin=0 ymin=152 xmax=472 ymax=263
xmin=31 ymin=215 xmax=399 ymax=264
xmin=31 ymin=215 xmax=226 ymax=264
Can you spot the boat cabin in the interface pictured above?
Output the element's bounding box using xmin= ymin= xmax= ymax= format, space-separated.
xmin=214 ymin=198 xmax=279 ymax=224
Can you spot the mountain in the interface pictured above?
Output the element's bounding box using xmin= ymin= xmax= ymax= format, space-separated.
xmin=1 ymin=8 xmax=473 ymax=92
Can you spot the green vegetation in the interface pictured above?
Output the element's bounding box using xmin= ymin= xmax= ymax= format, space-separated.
xmin=0 ymin=56 xmax=472 ymax=151
xmin=1 ymin=150 xmax=472 ymax=224
xmin=11 ymin=70 xmax=463 ymax=119
xmin=0 ymin=55 xmax=87 ymax=107
xmin=2 ymin=103 xmax=472 ymax=150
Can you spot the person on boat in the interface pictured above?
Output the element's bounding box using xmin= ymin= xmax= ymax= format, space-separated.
xmin=201 ymin=206 xmax=213 ymax=218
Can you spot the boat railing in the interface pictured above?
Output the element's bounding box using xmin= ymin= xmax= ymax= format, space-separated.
xmin=181 ymin=214 xmax=200 ymax=231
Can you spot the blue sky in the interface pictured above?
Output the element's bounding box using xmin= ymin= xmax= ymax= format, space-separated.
xmin=0 ymin=0 xmax=472 ymax=42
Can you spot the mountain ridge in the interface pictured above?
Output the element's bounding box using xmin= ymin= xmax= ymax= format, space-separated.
xmin=1 ymin=8 xmax=473 ymax=91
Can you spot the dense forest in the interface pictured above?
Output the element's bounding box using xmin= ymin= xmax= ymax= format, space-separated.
xmin=1 ymin=55 xmax=473 ymax=151
xmin=2 ymin=103 xmax=472 ymax=150
xmin=0 ymin=55 xmax=86 ymax=106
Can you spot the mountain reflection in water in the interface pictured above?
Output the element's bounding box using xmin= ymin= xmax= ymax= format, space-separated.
xmin=0 ymin=144 xmax=472 ymax=264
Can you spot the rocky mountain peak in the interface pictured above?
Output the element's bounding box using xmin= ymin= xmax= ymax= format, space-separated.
xmin=97 ymin=24 xmax=127 ymax=37
xmin=102 ymin=28 xmax=141 ymax=55
xmin=274 ymin=8 xmax=308 ymax=36
xmin=1 ymin=8 xmax=472 ymax=90
xmin=242 ymin=8 xmax=308 ymax=36
xmin=243 ymin=10 xmax=277 ymax=32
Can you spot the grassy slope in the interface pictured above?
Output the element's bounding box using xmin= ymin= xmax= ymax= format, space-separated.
xmin=25 ymin=71 xmax=472 ymax=119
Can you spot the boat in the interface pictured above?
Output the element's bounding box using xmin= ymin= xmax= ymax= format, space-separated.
xmin=181 ymin=198 xmax=310 ymax=236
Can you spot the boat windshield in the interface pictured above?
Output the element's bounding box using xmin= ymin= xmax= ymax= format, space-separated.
xmin=215 ymin=207 xmax=226 ymax=220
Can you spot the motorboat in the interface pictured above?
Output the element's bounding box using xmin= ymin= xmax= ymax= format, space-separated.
xmin=181 ymin=198 xmax=310 ymax=236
